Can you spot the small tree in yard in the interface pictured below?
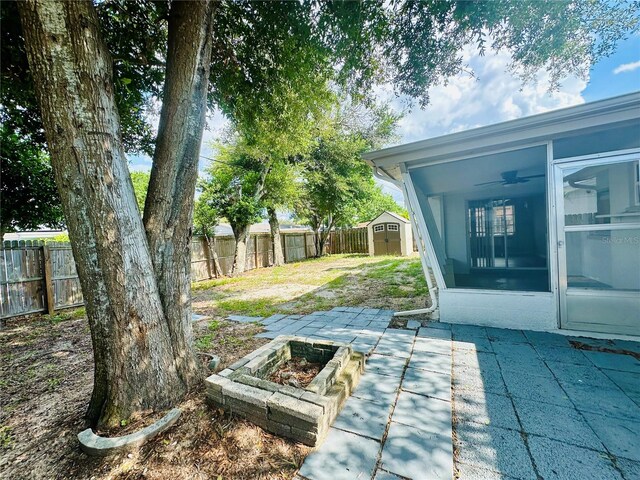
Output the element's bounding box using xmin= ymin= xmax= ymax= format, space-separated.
xmin=263 ymin=159 xmax=303 ymax=266
xmin=193 ymin=188 xmax=222 ymax=278
xmin=296 ymin=104 xmax=401 ymax=255
xmin=6 ymin=0 xmax=637 ymax=428
xmin=199 ymin=148 xmax=265 ymax=275
xmin=351 ymin=182 xmax=409 ymax=225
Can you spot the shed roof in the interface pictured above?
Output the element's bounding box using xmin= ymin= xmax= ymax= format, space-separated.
xmin=367 ymin=211 xmax=410 ymax=225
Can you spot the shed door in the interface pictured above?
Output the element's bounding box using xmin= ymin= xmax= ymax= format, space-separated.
xmin=554 ymin=154 xmax=640 ymax=336
xmin=386 ymin=223 xmax=402 ymax=255
xmin=373 ymin=223 xmax=402 ymax=256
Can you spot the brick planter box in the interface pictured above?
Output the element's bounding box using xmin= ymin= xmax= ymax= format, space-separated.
xmin=205 ymin=335 xmax=365 ymax=446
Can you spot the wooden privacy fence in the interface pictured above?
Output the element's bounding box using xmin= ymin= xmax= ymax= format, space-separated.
xmin=1 ymin=228 xmax=370 ymax=319
xmin=325 ymin=227 xmax=369 ymax=255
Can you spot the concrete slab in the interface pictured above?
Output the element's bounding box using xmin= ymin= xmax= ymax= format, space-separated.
xmin=417 ymin=327 xmax=452 ymax=340
xmin=352 ymin=372 xmax=401 ymax=406
xmin=603 ymin=370 xmax=640 ymax=405
xmin=298 ymin=428 xmax=380 ymax=480
xmin=262 ymin=314 xmax=288 ymax=325
xmin=501 ymin=369 xmax=572 ymax=408
xmin=227 ymin=315 xmax=264 ymax=323
xmin=455 ymin=463 xmax=514 ymax=480
xmin=374 ymin=340 xmax=413 ymax=358
xmin=365 ymin=354 xmax=407 ymax=377
xmin=409 ymin=350 xmax=452 ymax=375
xmin=332 ymin=396 xmax=393 ymax=441
xmin=561 ymin=381 xmax=640 ymax=421
xmin=392 ymin=391 xmax=452 ymax=435
xmin=495 ymin=353 xmax=550 ymax=376
xmin=372 ymin=469 xmax=404 ymax=480
xmin=454 ymin=351 xmax=500 ymax=371
xmin=455 ymin=390 xmax=519 ymax=431
xmin=528 ymin=436 xmax=622 ymax=480
xmin=546 ymin=361 xmax=620 ymax=389
xmin=533 ymin=345 xmax=592 ymax=366
xmin=413 ymin=337 xmax=451 ymax=356
xmin=402 ymin=367 xmax=451 ymax=401
xmin=454 ymin=423 xmax=536 ymax=479
xmin=381 ymin=422 xmax=453 ymax=480
xmin=617 ymin=458 xmax=640 ymax=480
xmin=451 ymin=324 xmax=488 ymax=340
xmin=453 ymin=364 xmax=508 ymax=396
xmin=485 ymin=328 xmax=529 ymax=344
xmin=423 ymin=322 xmax=451 ymax=330
xmin=255 ymin=331 xmax=280 ymax=339
xmin=490 ymin=342 xmax=539 ymax=361
xmin=381 ymin=329 xmax=416 ymax=341
xmin=583 ymin=413 xmax=640 ymax=462
xmin=452 ymin=337 xmax=494 ymax=354
xmin=406 ymin=320 xmax=421 ymax=330
xmin=582 ymin=350 xmax=640 ymax=374
xmin=513 ymin=397 xmax=604 ymax=450
xmin=523 ymin=330 xmax=571 ymax=347
xmin=191 ymin=313 xmax=207 ymax=322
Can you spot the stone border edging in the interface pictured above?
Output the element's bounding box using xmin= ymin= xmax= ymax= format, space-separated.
xmin=77 ymin=408 xmax=182 ymax=456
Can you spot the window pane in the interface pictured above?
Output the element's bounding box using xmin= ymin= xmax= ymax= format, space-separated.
xmin=563 ymin=159 xmax=640 ymax=226
xmin=566 ymin=229 xmax=640 ymax=291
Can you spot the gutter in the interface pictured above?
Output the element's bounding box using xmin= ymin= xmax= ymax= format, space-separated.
xmin=372 ymin=167 xmax=438 ymax=318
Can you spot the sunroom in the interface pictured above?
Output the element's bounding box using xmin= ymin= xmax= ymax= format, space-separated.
xmin=364 ymin=92 xmax=640 ymax=337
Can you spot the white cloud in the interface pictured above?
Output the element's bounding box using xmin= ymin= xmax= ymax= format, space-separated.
xmin=385 ymin=46 xmax=587 ymax=145
xmin=613 ymin=60 xmax=640 ymax=75
xmin=374 ymin=44 xmax=589 ymax=203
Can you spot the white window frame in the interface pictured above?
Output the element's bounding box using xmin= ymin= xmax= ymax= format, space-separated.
xmin=374 ymin=224 xmax=385 ymax=233
xmin=387 ymin=223 xmax=400 ymax=232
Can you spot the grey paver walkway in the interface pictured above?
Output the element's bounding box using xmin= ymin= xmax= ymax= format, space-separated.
xmin=225 ymin=309 xmax=640 ymax=479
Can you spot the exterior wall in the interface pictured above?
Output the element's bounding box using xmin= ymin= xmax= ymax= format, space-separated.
xmin=439 ymin=289 xmax=558 ymax=331
xmin=367 ymin=212 xmax=412 ymax=256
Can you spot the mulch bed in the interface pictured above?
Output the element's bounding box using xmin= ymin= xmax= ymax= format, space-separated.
xmin=268 ymin=357 xmax=323 ymax=388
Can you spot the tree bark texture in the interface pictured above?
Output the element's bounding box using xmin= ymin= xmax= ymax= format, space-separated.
xmin=18 ymin=0 xmax=214 ymax=427
xmin=267 ymin=207 xmax=285 ymax=266
xmin=143 ymin=0 xmax=215 ymax=390
xmin=231 ymin=224 xmax=249 ymax=275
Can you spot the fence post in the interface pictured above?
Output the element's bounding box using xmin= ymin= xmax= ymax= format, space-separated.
xmin=254 ymin=235 xmax=259 ymax=268
xmin=304 ymin=233 xmax=308 ymax=258
xmin=42 ymin=245 xmax=55 ymax=315
xmin=282 ymin=233 xmax=288 ymax=263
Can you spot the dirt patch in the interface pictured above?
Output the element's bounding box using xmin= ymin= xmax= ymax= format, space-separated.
xmin=0 ymin=313 xmax=305 ymax=480
xmin=268 ymin=357 xmax=324 ymax=388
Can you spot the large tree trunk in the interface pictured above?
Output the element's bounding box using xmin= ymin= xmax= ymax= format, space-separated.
xmin=18 ymin=0 xmax=213 ymax=427
xmin=268 ymin=206 xmax=285 ymax=266
xmin=143 ymin=0 xmax=215 ymax=389
xmin=231 ymin=225 xmax=250 ymax=275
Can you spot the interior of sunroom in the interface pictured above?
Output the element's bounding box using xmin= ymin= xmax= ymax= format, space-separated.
xmin=410 ymin=145 xmax=550 ymax=292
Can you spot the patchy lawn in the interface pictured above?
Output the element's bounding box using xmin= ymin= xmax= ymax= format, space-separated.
xmin=191 ymin=253 xmax=428 ymax=318
xmin=0 ymin=254 xmax=426 ymax=479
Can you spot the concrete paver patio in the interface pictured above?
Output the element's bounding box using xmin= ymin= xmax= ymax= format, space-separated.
xmin=228 ymin=309 xmax=640 ymax=479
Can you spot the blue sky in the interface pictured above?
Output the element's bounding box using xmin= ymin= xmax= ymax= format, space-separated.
xmin=129 ymin=34 xmax=640 ymax=205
